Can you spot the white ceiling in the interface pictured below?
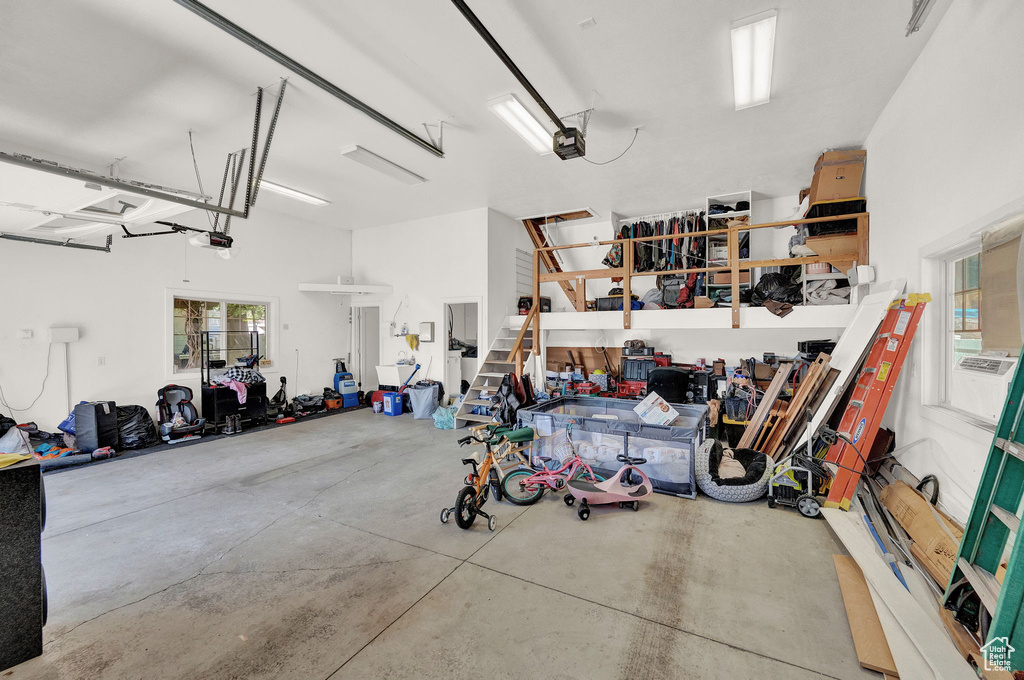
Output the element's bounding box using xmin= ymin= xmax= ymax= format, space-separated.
xmin=0 ymin=0 xmax=948 ymax=233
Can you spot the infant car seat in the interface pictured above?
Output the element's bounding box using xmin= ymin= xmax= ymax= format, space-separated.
xmin=156 ymin=385 xmax=206 ymax=442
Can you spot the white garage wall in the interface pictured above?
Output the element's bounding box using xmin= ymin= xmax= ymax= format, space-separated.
xmin=0 ymin=210 xmax=352 ymax=430
xmin=349 ymin=207 xmax=535 ymax=389
xmin=864 ymin=0 xmax=1024 ymax=521
xmin=351 ymin=208 xmax=490 ymax=385
xmin=487 ymin=208 xmax=536 ymax=341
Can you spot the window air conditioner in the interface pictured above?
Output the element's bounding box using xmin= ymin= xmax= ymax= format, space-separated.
xmin=949 ymin=354 xmax=1017 ymax=423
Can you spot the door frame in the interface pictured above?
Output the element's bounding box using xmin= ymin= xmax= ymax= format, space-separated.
xmin=441 ymin=296 xmax=484 ymax=392
xmin=350 ymin=301 xmax=383 ymax=390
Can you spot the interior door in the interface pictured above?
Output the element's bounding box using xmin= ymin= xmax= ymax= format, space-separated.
xmin=355 ymin=306 xmax=381 ymax=389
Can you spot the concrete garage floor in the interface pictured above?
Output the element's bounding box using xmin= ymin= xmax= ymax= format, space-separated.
xmin=13 ymin=410 xmax=875 ymax=680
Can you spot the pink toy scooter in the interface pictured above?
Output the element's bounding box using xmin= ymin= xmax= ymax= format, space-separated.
xmin=563 ymin=453 xmax=653 ymax=520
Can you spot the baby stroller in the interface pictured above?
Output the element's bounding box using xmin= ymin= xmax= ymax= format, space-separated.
xmin=156 ymin=385 xmax=206 ymax=443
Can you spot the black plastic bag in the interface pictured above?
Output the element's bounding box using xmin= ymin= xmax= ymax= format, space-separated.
xmin=751 ymin=272 xmax=804 ymax=306
xmin=0 ymin=414 xmax=16 ymax=436
xmin=116 ymin=405 xmax=159 ymax=450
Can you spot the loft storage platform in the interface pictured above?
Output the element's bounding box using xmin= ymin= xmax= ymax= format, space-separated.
xmin=506 ymin=305 xmax=854 ymax=332
xmin=527 ymin=209 xmax=869 ymax=330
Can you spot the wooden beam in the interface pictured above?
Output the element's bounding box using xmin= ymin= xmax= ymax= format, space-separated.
xmin=506 ymin=304 xmax=538 ymax=363
xmin=536 ymin=240 xmax=620 ymax=252
xmin=729 ymin=227 xmax=740 ymax=328
xmin=624 ymin=235 xmax=633 ymax=329
xmin=631 ymin=266 xmax=731 ymax=278
xmin=628 ymin=227 xmax=732 ymax=243
xmin=858 ymin=213 xmax=870 ymax=266
xmin=733 ymin=212 xmax=869 ymax=231
xmin=532 ymin=249 xmax=541 ymax=362
xmin=538 ymin=267 xmax=625 ymax=283
xmin=523 ymin=218 xmax=577 ymax=308
xmin=738 ymin=363 xmax=792 ymax=448
xmin=833 ymin=555 xmax=899 ymax=676
xmin=739 ymin=254 xmax=860 ymax=269
xmin=574 ymin=275 xmax=587 ymax=312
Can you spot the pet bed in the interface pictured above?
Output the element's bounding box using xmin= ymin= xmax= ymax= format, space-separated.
xmin=695 ymin=439 xmax=771 ymax=502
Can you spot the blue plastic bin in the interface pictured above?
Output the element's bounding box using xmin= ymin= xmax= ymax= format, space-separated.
xmin=382 ymin=392 xmax=403 ymax=416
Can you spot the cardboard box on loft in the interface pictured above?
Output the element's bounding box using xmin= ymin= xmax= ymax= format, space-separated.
xmin=711 ymin=272 xmax=751 ymax=285
xmin=810 ymin=150 xmax=866 ymax=203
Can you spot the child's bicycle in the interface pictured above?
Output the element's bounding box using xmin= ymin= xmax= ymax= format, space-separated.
xmin=501 ymin=423 xmax=605 ymax=505
xmin=440 ymin=424 xmax=536 ymax=531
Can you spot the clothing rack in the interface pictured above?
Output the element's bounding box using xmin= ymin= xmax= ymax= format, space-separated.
xmin=618 ymin=208 xmax=700 ymax=224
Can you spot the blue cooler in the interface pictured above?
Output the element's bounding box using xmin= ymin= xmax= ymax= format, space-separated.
xmin=382 ymin=392 xmax=403 ymax=416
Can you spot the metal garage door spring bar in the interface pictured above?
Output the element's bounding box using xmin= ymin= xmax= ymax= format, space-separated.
xmin=172 ymin=0 xmax=444 ymax=158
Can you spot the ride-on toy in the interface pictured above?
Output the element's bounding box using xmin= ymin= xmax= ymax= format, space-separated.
xmin=440 ymin=425 xmax=536 ymax=531
xmin=501 ymin=425 xmax=605 ymax=505
xmin=561 ymin=422 xmax=654 ymax=520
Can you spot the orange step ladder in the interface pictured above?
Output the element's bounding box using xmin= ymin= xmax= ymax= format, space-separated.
xmin=824 ymin=294 xmax=931 ymax=509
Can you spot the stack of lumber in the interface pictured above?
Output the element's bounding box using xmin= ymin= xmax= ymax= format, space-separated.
xmin=825 ymin=505 xmax=979 ymax=680
xmin=738 ymin=353 xmax=836 ymax=459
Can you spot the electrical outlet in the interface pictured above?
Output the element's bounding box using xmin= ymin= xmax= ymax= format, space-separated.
xmin=98 ymin=356 xmax=106 ymax=366
xmin=283 ymin=323 xmax=290 ymax=331
xmin=18 ymin=329 xmax=33 ymax=340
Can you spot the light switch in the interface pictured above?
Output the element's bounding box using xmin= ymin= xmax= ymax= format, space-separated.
xmin=18 ymin=329 xmax=33 ymax=339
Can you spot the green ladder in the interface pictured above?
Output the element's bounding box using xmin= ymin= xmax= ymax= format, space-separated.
xmin=944 ymin=349 xmax=1024 ymax=669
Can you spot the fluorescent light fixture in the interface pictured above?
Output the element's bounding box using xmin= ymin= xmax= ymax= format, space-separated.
xmin=731 ymin=9 xmax=777 ymax=111
xmin=487 ymin=94 xmax=553 ymax=155
xmin=339 ymin=145 xmax=427 ymax=185
xmin=259 ymin=180 xmax=330 ymax=206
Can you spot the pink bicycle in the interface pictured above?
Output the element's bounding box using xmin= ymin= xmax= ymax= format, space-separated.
xmin=501 ymin=423 xmax=605 ymax=505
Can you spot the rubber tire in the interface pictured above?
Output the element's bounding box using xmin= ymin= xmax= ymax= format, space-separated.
xmin=488 ymin=515 xmax=497 ymax=532
xmin=454 ymin=485 xmax=478 ymax=529
xmin=502 ymin=469 xmax=544 ymax=506
xmin=797 ymin=495 xmax=822 ymax=519
xmin=563 ymin=493 xmax=575 ymax=507
xmin=440 ymin=508 xmax=450 ymax=524
xmin=578 ymin=505 xmax=591 ymax=521
xmin=632 ymin=501 xmax=640 ymax=511
xmin=767 ymin=497 xmax=776 ymax=508
xmin=490 ymin=481 xmax=503 ymax=503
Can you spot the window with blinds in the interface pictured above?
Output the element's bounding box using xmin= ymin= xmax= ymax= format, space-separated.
xmin=980 ymin=234 xmax=1022 ymax=357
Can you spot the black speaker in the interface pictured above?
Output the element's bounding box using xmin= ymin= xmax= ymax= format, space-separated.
xmin=646 ymin=368 xmax=691 ymax=403
xmin=647 ymin=368 xmax=715 ymax=404
xmin=0 ymin=459 xmax=45 ymax=672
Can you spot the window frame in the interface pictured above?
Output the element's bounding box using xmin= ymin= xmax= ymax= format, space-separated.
xmin=943 ymin=248 xmax=984 ymax=409
xmin=920 ymin=196 xmax=1024 ymax=434
xmin=165 ymin=289 xmax=279 ymax=379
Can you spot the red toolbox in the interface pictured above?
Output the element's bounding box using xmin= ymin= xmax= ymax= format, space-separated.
xmin=572 ymin=381 xmax=601 ymax=395
xmin=615 ymin=380 xmax=646 ymax=398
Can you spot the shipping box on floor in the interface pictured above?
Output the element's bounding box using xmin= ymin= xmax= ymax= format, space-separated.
xmin=880 ymin=480 xmax=962 ymax=583
xmin=810 ymin=149 xmax=866 ymax=203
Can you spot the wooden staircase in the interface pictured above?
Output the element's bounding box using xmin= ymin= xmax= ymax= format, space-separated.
xmin=454 ymin=313 xmax=536 ymax=428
